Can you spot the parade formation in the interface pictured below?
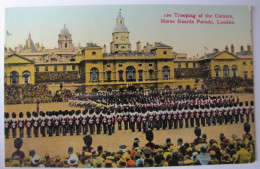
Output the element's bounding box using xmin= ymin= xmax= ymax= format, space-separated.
xmin=4 ymin=90 xmax=255 ymax=139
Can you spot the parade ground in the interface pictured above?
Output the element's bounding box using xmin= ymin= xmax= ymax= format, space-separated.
xmin=4 ymin=93 xmax=255 ymax=158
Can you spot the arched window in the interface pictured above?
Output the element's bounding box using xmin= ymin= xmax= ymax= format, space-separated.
xmin=214 ymin=66 xmax=220 ymax=77
xmin=162 ymin=66 xmax=170 ymax=80
xmin=232 ymin=65 xmax=238 ymax=77
xmin=165 ymin=85 xmax=170 ymax=90
xmin=223 ymin=65 xmax=229 ymax=77
xmin=22 ymin=71 xmax=31 ymax=84
xmin=90 ymin=68 xmax=99 ymax=82
xmin=138 ymin=70 xmax=143 ymax=81
xmin=92 ymin=88 xmax=99 ymax=93
xmin=178 ymin=85 xmax=183 ymax=90
xmin=186 ymin=85 xmax=191 ymax=90
xmin=107 ymin=71 xmax=111 ymax=82
xmin=244 ymin=71 xmax=248 ymax=79
xmin=118 ymin=70 xmax=124 ymax=81
xmin=10 ymin=71 xmax=19 ymax=85
xmin=126 ymin=66 xmax=136 ymax=81
xmin=149 ymin=69 xmax=153 ymax=79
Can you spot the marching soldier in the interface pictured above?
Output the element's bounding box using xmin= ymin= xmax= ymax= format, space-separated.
xmin=155 ymin=108 xmax=161 ymax=130
xmin=234 ymin=103 xmax=239 ymax=123
xmin=4 ymin=112 xmax=10 ymax=139
xmin=142 ymin=107 xmax=148 ymax=133
xmin=102 ymin=109 xmax=108 ymax=134
xmin=123 ymin=107 xmax=129 ymax=130
xmin=61 ymin=111 xmax=68 ymax=136
xmin=189 ymin=107 xmax=195 ymax=127
xmin=75 ymin=110 xmax=82 ymax=135
xmin=11 ymin=112 xmax=17 ymax=138
xmin=95 ymin=108 xmax=102 ymax=134
xmin=111 ymin=108 xmax=116 ymax=133
xmin=173 ymin=108 xmax=178 ymax=129
xmin=245 ymin=101 xmax=250 ymax=123
xmin=178 ymin=108 xmax=184 ymax=129
xmin=239 ymin=102 xmax=245 ymax=123
xmin=88 ymin=108 xmax=95 ymax=135
xmin=229 ymin=104 xmax=234 ymax=124
xmin=148 ymin=106 xmax=154 ymax=130
xmin=130 ymin=110 xmax=136 ymax=132
xmin=32 ymin=111 xmax=39 ymax=137
xmin=107 ymin=110 xmax=113 ymax=135
xmin=161 ymin=107 xmax=167 ymax=129
xmin=116 ymin=107 xmax=123 ymax=130
xmin=54 ymin=111 xmax=60 ymax=136
xmin=223 ymin=105 xmax=229 ymax=124
xmin=25 ymin=112 xmax=32 ymax=138
xmin=47 ymin=111 xmax=54 ymax=137
xmin=82 ymin=109 xmax=88 ymax=135
xmin=68 ymin=111 xmax=75 ymax=136
xmin=136 ymin=107 xmax=142 ymax=132
xmin=200 ymin=106 xmax=206 ymax=127
xmin=206 ymin=109 xmax=212 ymax=126
xmin=195 ymin=109 xmax=200 ymax=127
xmin=217 ymin=108 xmax=223 ymax=125
xmin=184 ymin=108 xmax=190 ymax=128
xmin=18 ymin=112 xmax=25 ymax=138
xmin=167 ymin=106 xmax=173 ymax=129
xmin=40 ymin=112 xmax=46 ymax=137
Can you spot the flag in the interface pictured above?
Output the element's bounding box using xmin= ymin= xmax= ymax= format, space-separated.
xmin=204 ymin=46 xmax=208 ymax=50
xmin=7 ymin=31 xmax=12 ymax=36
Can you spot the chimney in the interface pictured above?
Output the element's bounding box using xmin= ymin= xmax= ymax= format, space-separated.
xmin=213 ymin=48 xmax=218 ymax=53
xmin=225 ymin=45 xmax=229 ymax=52
xmin=103 ymin=44 xmax=107 ymax=53
xmin=231 ymin=44 xmax=234 ymax=54
xmin=136 ymin=41 xmax=141 ymax=53
xmin=247 ymin=44 xmax=251 ymax=51
xmin=240 ymin=45 xmax=244 ymax=52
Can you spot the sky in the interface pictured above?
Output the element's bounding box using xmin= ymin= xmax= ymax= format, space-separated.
xmin=5 ymin=5 xmax=252 ymax=58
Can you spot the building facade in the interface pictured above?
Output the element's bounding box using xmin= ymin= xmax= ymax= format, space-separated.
xmin=4 ymin=10 xmax=254 ymax=93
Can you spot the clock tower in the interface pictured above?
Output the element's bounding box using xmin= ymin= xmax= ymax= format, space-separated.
xmin=111 ymin=9 xmax=131 ymax=53
xmin=58 ymin=24 xmax=73 ymax=51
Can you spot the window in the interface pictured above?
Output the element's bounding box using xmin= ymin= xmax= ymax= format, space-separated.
xmin=149 ymin=64 xmax=153 ymax=66
xmin=35 ymin=66 xmax=39 ymax=72
xmin=223 ymin=65 xmax=229 ymax=77
xmin=119 ymin=64 xmax=122 ymax=67
xmin=126 ymin=66 xmax=136 ymax=81
xmin=186 ymin=63 xmax=189 ymax=68
xmin=10 ymin=71 xmax=19 ymax=85
xmin=107 ymin=71 xmax=111 ymax=82
xmin=163 ymin=51 xmax=167 ymax=55
xmin=232 ymin=65 xmax=237 ymax=77
xmin=162 ymin=66 xmax=170 ymax=80
xmin=243 ymin=61 xmax=247 ymax=65
xmin=90 ymin=68 xmax=99 ymax=82
xmin=119 ymin=70 xmax=123 ymax=81
xmin=214 ymin=66 xmax=220 ymax=77
xmin=22 ymin=71 xmax=30 ymax=84
xmin=63 ymin=65 xmax=67 ymax=71
xmin=72 ymin=65 xmax=76 ymax=71
xmin=138 ymin=70 xmax=143 ymax=81
xmin=139 ymin=64 xmax=142 ymax=66
xmin=92 ymin=52 xmax=96 ymax=56
xmin=251 ymin=61 xmax=253 ymax=65
xmin=178 ymin=63 xmax=181 ymax=68
xmin=107 ymin=65 xmax=111 ymax=67
xmin=65 ymin=43 xmax=67 ymax=48
xmin=54 ymin=65 xmax=58 ymax=72
xmin=149 ymin=69 xmax=153 ymax=79
xmin=45 ymin=65 xmax=48 ymax=72
xmin=244 ymin=71 xmax=248 ymax=79
xmin=193 ymin=63 xmax=196 ymax=68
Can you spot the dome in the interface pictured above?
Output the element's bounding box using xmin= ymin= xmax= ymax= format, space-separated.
xmin=60 ymin=24 xmax=70 ymax=35
xmin=113 ymin=24 xmax=129 ymax=33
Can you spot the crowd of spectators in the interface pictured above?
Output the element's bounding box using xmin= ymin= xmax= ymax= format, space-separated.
xmin=5 ymin=84 xmax=52 ymax=104
xmin=35 ymin=71 xmax=81 ymax=83
xmin=5 ymin=124 xmax=255 ymax=167
xmin=174 ymin=68 xmax=206 ymax=79
xmin=203 ymin=77 xmax=254 ymax=94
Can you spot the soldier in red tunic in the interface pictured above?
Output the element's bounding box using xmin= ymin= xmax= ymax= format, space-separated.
xmin=102 ymin=109 xmax=108 ymax=134
xmin=25 ymin=112 xmax=32 ymax=138
xmin=18 ymin=112 xmax=24 ymax=138
xmin=142 ymin=107 xmax=148 ymax=133
xmin=167 ymin=106 xmax=173 ymax=129
xmin=88 ymin=108 xmax=95 ymax=135
xmin=47 ymin=111 xmax=54 ymax=137
xmin=40 ymin=112 xmax=46 ymax=137
xmin=4 ymin=112 xmax=10 ymax=139
xmin=68 ymin=111 xmax=74 ymax=136
xmin=123 ymin=107 xmax=129 ymax=130
xmin=95 ymin=108 xmax=102 ymax=135
xmin=116 ymin=107 xmax=123 ymax=130
xmin=11 ymin=112 xmax=17 ymax=138
xmin=32 ymin=111 xmax=39 ymax=137
xmin=81 ymin=109 xmax=88 ymax=135
xmin=136 ymin=107 xmax=142 ymax=132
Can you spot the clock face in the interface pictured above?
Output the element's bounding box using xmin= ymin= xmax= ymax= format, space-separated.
xmin=65 ymin=35 xmax=68 ymax=39
xmin=120 ymin=35 xmax=126 ymax=40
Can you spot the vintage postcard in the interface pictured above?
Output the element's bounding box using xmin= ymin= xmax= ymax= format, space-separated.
xmin=3 ymin=4 xmax=255 ymax=168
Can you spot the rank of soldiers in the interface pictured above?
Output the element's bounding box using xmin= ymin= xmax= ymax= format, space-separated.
xmin=4 ymin=95 xmax=254 ymax=139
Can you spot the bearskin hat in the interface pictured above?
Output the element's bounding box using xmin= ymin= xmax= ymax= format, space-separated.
xmin=83 ymin=135 xmax=93 ymax=147
xmin=244 ymin=122 xmax=250 ymax=133
xmin=19 ymin=112 xmax=23 ymax=118
xmin=12 ymin=112 xmax=16 ymax=118
xmin=14 ymin=138 xmax=23 ymax=150
xmin=146 ymin=130 xmax=154 ymax=142
xmin=5 ymin=112 xmax=9 ymax=118
xmin=26 ymin=111 xmax=31 ymax=118
xmin=194 ymin=127 xmax=201 ymax=137
xmin=250 ymin=101 xmax=254 ymax=106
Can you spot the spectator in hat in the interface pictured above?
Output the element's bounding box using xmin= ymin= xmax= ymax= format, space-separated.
xmin=234 ymin=142 xmax=251 ymax=164
xmin=208 ymin=150 xmax=219 ymax=164
xmin=11 ymin=138 xmax=25 ymax=161
xmin=135 ymin=158 xmax=144 ymax=167
xmin=194 ymin=145 xmax=210 ymax=165
xmin=66 ymin=147 xmax=79 ymax=167
xmin=166 ymin=138 xmax=173 ymax=148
